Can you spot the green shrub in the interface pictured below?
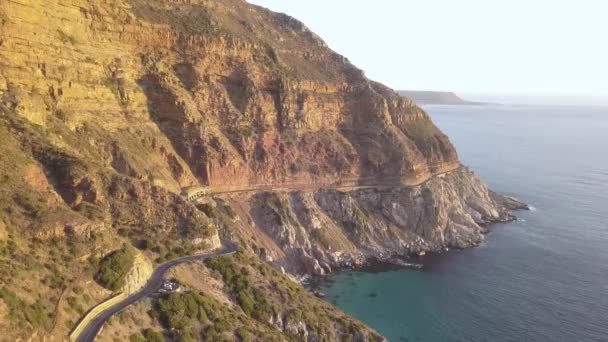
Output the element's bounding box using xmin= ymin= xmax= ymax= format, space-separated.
xmin=129 ymin=332 xmax=146 ymax=342
xmin=153 ymin=291 xmax=240 ymax=338
xmin=143 ymin=329 xmax=165 ymax=342
xmin=45 ymin=271 xmax=65 ymax=289
xmin=13 ymin=192 xmax=46 ymax=218
xmin=156 ymin=292 xmax=206 ymax=331
xmin=95 ymin=246 xmax=136 ymax=291
xmin=196 ymin=203 xmax=232 ymax=226
xmin=235 ymin=327 xmax=252 ymax=342
xmin=237 ymin=292 xmax=254 ymax=316
xmin=67 ymin=296 xmax=85 ymax=314
xmin=141 ymin=239 xmax=154 ymax=250
xmin=72 ymin=285 xmax=84 ymax=294
xmin=177 ymin=331 xmax=196 ymax=342
xmin=0 ymin=287 xmax=51 ymax=330
xmin=205 ymin=257 xmax=271 ymax=321
xmin=74 ymin=202 xmax=105 ymax=220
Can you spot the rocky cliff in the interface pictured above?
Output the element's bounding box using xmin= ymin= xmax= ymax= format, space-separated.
xmin=122 ymin=252 xmax=154 ymax=294
xmin=0 ymin=0 xmax=523 ymax=340
xmin=209 ymin=167 xmax=525 ymax=276
xmin=1 ymin=0 xmax=458 ymax=191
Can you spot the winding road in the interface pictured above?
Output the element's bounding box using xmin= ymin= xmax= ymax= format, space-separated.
xmin=73 ymin=167 xmax=461 ymax=341
xmin=74 ymin=242 xmax=238 ymax=342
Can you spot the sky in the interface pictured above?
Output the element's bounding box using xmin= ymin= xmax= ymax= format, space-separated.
xmin=247 ymin=0 xmax=608 ymax=99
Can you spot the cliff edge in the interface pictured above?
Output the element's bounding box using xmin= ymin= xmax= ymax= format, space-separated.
xmin=0 ymin=0 xmax=523 ymax=340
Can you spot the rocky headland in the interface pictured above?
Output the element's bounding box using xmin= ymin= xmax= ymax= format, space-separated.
xmin=0 ymin=0 xmax=524 ymax=340
xmin=398 ymin=90 xmax=480 ymax=105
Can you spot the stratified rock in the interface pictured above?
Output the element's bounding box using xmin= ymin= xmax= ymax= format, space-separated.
xmin=0 ymin=0 xmax=458 ymax=193
xmin=244 ymin=167 xmax=523 ymax=275
xmin=122 ymin=252 xmax=154 ymax=295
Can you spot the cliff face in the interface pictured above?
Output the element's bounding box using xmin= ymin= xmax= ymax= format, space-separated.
xmin=1 ymin=0 xmax=458 ymax=191
xmin=0 ymin=0 xmax=522 ymax=340
xmin=213 ymin=167 xmax=524 ymax=276
xmin=122 ymin=252 xmax=154 ymax=294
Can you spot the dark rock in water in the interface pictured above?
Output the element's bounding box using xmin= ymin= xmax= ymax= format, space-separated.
xmin=386 ymin=257 xmax=424 ymax=270
xmin=399 ymin=337 xmax=409 ymax=342
xmin=368 ymin=292 xmax=378 ymax=298
xmin=312 ymin=290 xmax=326 ymax=298
xmin=491 ymin=191 xmax=529 ymax=210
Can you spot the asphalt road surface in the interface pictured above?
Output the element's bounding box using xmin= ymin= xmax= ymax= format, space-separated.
xmin=74 ymin=242 xmax=238 ymax=342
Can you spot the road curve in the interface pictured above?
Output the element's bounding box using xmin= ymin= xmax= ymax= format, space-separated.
xmin=74 ymin=242 xmax=238 ymax=342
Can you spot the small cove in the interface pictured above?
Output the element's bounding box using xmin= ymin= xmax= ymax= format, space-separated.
xmin=315 ymin=104 xmax=608 ymax=342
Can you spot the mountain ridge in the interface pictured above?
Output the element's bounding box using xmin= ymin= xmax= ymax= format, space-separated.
xmin=398 ymin=90 xmax=480 ymax=105
xmin=0 ymin=0 xmax=523 ymax=340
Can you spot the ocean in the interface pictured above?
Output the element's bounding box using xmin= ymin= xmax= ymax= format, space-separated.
xmin=317 ymin=104 xmax=608 ymax=342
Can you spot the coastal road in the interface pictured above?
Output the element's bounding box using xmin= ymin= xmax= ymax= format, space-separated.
xmin=74 ymin=242 xmax=238 ymax=342
xmin=201 ymin=165 xmax=463 ymax=197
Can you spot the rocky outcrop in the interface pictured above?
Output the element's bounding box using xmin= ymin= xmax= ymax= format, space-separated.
xmin=268 ymin=308 xmax=385 ymax=342
xmin=122 ymin=252 xmax=154 ymax=294
xmin=242 ymin=167 xmax=526 ymax=275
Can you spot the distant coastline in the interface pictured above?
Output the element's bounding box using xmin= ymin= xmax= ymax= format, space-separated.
xmin=399 ymin=90 xmax=484 ymax=106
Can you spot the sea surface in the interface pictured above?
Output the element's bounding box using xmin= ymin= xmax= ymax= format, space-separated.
xmin=317 ymin=104 xmax=608 ymax=342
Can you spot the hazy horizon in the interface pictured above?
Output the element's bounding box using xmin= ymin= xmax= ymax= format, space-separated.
xmin=463 ymin=93 xmax=608 ymax=106
xmin=248 ymin=0 xmax=608 ymax=99
xmin=400 ymin=90 xmax=608 ymax=106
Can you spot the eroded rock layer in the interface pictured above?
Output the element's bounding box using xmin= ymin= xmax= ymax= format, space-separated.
xmin=215 ymin=167 xmax=525 ymax=276
xmin=1 ymin=0 xmax=458 ymax=191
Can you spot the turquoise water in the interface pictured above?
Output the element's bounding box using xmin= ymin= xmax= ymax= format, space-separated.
xmin=319 ymin=104 xmax=608 ymax=342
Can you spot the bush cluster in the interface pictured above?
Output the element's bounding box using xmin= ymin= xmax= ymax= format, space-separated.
xmin=195 ymin=203 xmax=232 ymax=227
xmin=0 ymin=287 xmax=51 ymax=330
xmin=152 ymin=291 xmax=234 ymax=341
xmin=205 ymin=256 xmax=271 ymax=321
xmin=95 ymin=245 xmax=135 ymax=291
xmin=129 ymin=329 xmax=165 ymax=342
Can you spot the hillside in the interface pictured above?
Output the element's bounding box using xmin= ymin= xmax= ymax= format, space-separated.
xmin=399 ymin=90 xmax=477 ymax=105
xmin=0 ymin=0 xmax=523 ymax=340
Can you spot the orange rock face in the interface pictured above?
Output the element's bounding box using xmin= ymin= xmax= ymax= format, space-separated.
xmin=1 ymin=0 xmax=458 ymax=192
xmin=0 ymin=1 xmax=526 ymax=340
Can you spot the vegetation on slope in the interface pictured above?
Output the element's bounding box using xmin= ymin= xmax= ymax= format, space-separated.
xmin=107 ymin=250 xmax=381 ymax=341
xmin=96 ymin=245 xmax=136 ymax=291
xmin=0 ymin=287 xmax=51 ymax=331
xmin=205 ymin=255 xmax=272 ymax=321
